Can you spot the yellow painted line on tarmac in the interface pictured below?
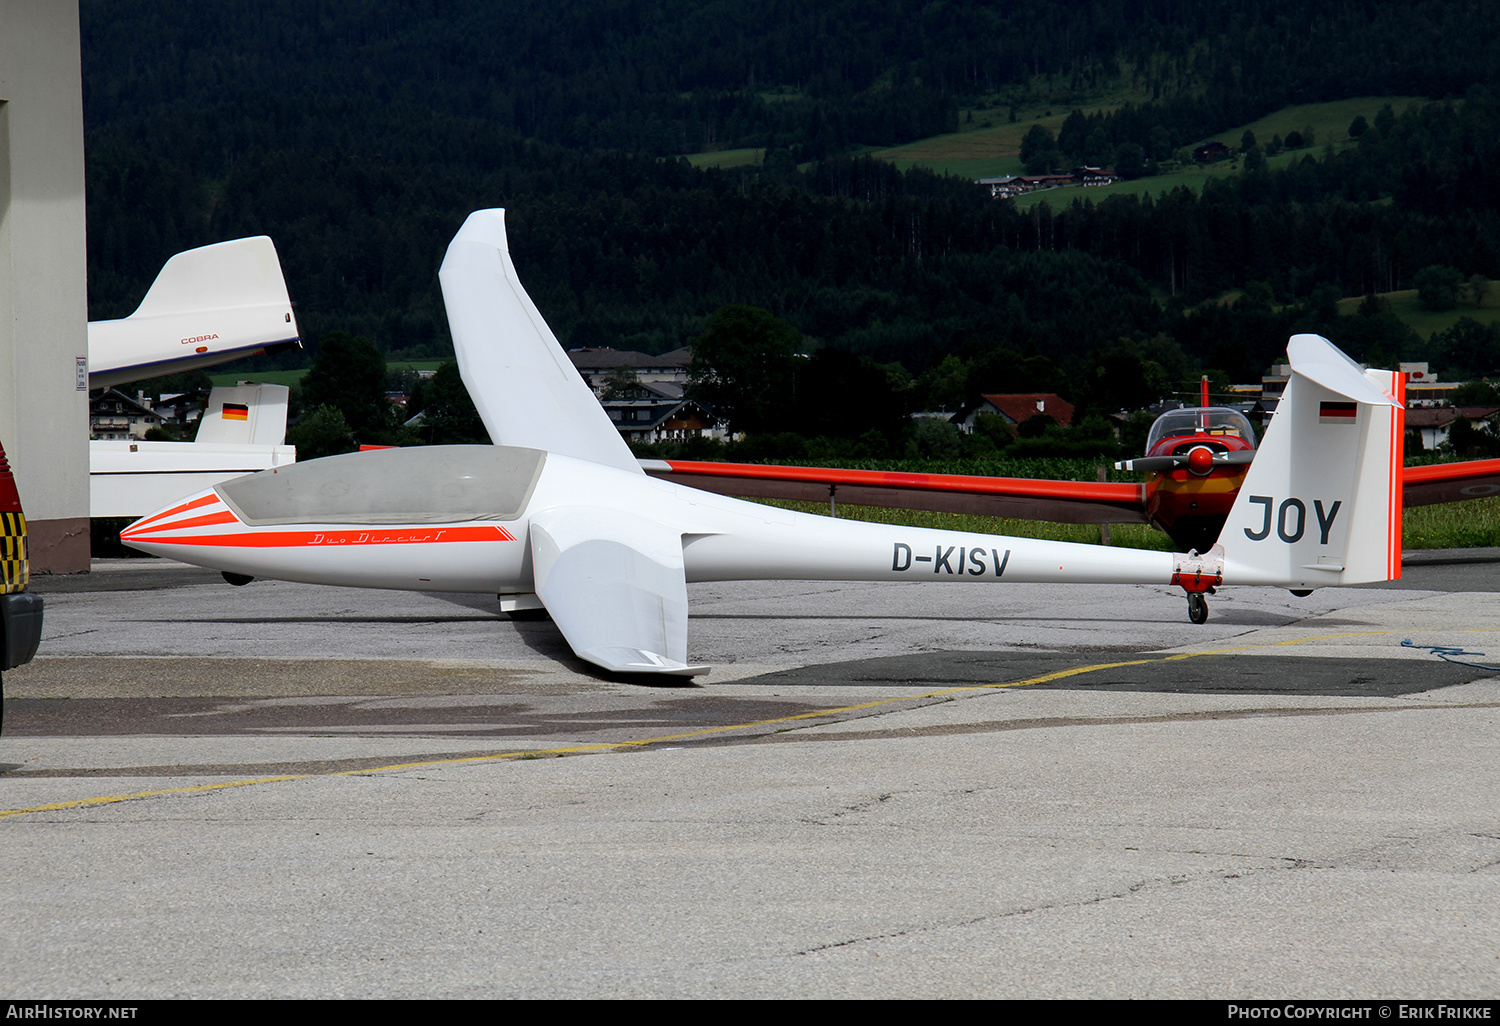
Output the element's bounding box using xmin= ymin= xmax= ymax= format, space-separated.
xmin=0 ymin=774 xmax=306 ymax=819
xmin=339 ymin=657 xmax=1162 ymax=776
xmin=0 ymin=629 xmax=1483 ymax=820
xmin=1163 ymin=630 xmax=1394 ymax=659
xmin=0 ymin=658 xmax=1159 ymax=819
xmin=1164 ymin=626 xmax=1500 ymax=661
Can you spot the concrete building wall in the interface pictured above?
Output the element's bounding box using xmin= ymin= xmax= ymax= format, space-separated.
xmin=0 ymin=0 xmax=90 ymax=572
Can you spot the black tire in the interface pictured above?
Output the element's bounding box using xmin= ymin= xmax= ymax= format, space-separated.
xmin=1187 ymin=592 xmax=1209 ymax=624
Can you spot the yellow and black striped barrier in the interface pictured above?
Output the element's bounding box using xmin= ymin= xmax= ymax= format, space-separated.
xmin=0 ymin=510 xmax=29 ymax=593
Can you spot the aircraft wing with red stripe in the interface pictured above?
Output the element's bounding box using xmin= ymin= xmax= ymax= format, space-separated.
xmin=640 ymin=459 xmax=1148 ymax=524
xmin=1402 ymin=458 xmax=1500 ymax=507
xmin=644 ymin=456 xmax=1500 ymax=525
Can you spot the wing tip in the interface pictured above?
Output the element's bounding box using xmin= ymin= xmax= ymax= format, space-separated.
xmin=578 ymin=646 xmax=710 ymax=677
xmin=446 ymin=208 xmax=510 ymax=255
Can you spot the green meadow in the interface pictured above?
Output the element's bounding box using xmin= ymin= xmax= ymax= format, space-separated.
xmin=681 ymin=96 xmax=1430 ymax=209
xmin=1009 ymin=96 xmax=1428 ymax=209
xmin=802 ymin=94 xmax=1426 ymax=208
xmin=206 ymin=368 xmax=307 ymax=388
xmin=208 ymin=360 xmax=448 ymax=389
xmin=1334 ymin=288 xmax=1500 ymax=339
xmin=684 ymin=147 xmax=764 ymax=169
xmin=1203 ymin=96 xmax=1428 ymax=152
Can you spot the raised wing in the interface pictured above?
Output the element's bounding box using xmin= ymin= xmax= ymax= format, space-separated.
xmin=640 ymin=460 xmax=1147 ymax=524
xmin=529 ymin=506 xmax=707 ymax=676
xmin=88 ymin=237 xmax=301 ymax=389
xmin=438 ymin=209 xmax=641 ymax=474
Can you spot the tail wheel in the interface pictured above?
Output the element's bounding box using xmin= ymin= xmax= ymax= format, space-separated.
xmin=1187 ymin=592 xmax=1209 ymax=624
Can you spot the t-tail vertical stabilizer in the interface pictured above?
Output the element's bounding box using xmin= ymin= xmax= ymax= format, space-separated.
xmin=1218 ymin=334 xmax=1404 ymax=588
xmin=87 ymin=237 xmax=301 ymax=390
xmin=437 ymin=209 xmax=640 ymax=474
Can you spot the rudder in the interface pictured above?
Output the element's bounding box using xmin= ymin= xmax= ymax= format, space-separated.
xmin=1217 ymin=334 xmax=1403 ymax=588
xmin=88 ymin=237 xmax=300 ymax=389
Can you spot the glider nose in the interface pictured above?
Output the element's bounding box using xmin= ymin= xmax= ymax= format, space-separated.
xmin=119 ymin=488 xmax=239 ymax=556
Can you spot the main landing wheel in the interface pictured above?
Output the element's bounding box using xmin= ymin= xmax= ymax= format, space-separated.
xmin=1187 ymin=592 xmax=1209 ymax=625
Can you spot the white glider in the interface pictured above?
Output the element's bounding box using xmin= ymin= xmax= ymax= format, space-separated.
xmin=121 ymin=210 xmax=1404 ymax=677
xmin=86 ymin=237 xmax=302 ymax=516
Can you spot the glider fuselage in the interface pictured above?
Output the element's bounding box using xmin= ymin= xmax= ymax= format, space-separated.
xmin=120 ymin=444 xmax=1177 ymax=596
xmin=119 ymin=209 xmax=1404 ymax=674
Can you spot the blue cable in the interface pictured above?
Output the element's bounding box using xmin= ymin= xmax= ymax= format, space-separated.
xmin=1400 ymin=638 xmax=1500 ymax=672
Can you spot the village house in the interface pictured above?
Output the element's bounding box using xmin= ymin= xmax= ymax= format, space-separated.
xmin=977 ymin=167 xmax=1119 ymax=199
xmin=602 ymin=396 xmax=720 ymax=443
xmin=88 ymin=389 xmax=163 ymax=441
xmin=1076 ymin=166 xmax=1120 ymax=187
xmin=976 ymin=175 xmax=1028 ymax=198
xmin=1193 ymin=140 xmax=1231 ymax=162
xmin=575 ymin=348 xmax=726 ymax=442
xmin=568 ymin=347 xmax=692 ymax=395
xmin=959 ymin=393 xmax=1075 ymax=434
xmin=1405 ymin=406 xmax=1500 ymax=451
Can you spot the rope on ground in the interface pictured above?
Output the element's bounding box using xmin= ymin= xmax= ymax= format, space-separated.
xmin=1400 ymin=638 xmax=1500 ymax=671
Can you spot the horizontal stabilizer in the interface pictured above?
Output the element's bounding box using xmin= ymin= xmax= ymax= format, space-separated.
xmin=529 ymin=506 xmax=706 ymax=676
xmin=1285 ymin=334 xmax=1399 ymax=407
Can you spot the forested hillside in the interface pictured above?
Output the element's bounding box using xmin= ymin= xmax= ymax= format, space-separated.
xmin=81 ymin=0 xmax=1500 ymax=157
xmin=78 ymin=0 xmax=1500 ymax=438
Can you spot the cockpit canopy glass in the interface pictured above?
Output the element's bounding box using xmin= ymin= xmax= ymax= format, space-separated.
xmin=217 ymin=445 xmax=546 ymax=526
xmin=1147 ymin=407 xmax=1257 ymax=453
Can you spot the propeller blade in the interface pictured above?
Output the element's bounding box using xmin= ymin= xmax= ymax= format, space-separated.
xmin=1115 ymin=449 xmax=1256 ymax=473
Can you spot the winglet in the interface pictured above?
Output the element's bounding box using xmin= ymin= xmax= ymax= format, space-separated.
xmin=88 ymin=237 xmax=301 ymax=390
xmin=438 ymin=209 xmax=641 ymax=474
xmin=530 ymin=506 xmax=708 ymax=676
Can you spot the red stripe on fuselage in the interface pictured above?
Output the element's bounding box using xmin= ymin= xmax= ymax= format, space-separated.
xmin=125 ymin=509 xmax=239 ymax=536
xmin=125 ymin=493 xmax=222 ymax=533
xmin=141 ymin=524 xmax=517 ymax=548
